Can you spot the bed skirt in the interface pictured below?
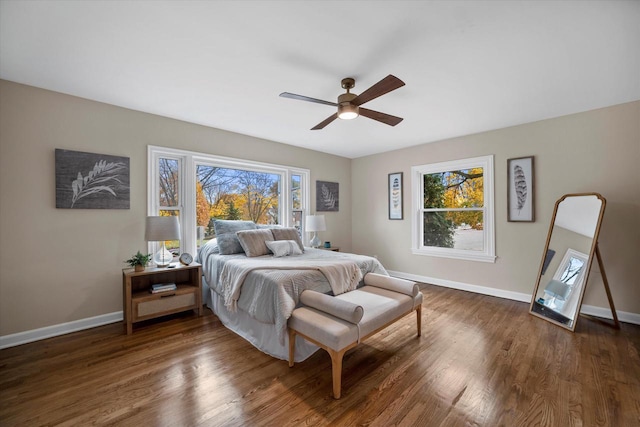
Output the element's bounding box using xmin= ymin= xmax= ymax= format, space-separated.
xmin=208 ymin=288 xmax=320 ymax=362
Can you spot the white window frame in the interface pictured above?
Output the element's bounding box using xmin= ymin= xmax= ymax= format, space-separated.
xmin=148 ymin=146 xmax=310 ymax=257
xmin=148 ymin=150 xmax=186 ymax=258
xmin=411 ymin=155 xmax=496 ymax=263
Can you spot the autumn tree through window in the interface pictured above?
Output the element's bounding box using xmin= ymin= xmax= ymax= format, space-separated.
xmin=195 ymin=165 xmax=281 ymax=244
xmin=412 ymin=155 xmax=495 ymax=262
xmin=149 ymin=146 xmax=309 ymax=257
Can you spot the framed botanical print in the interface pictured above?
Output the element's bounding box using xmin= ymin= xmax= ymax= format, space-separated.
xmin=388 ymin=172 xmax=403 ymax=220
xmin=508 ymin=156 xmax=534 ymax=222
xmin=316 ymin=181 xmax=339 ymax=212
xmin=55 ymin=149 xmax=130 ymax=209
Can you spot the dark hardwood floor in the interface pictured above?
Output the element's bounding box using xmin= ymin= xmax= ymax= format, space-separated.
xmin=1 ymin=284 xmax=639 ymax=427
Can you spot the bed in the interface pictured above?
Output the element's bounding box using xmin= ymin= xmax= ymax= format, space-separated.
xmin=196 ymin=221 xmax=388 ymax=362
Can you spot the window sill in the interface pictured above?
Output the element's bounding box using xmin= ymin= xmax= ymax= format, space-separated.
xmin=411 ymin=248 xmax=496 ymax=263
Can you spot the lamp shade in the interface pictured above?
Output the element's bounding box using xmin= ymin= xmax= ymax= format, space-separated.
xmin=544 ymin=279 xmax=571 ymax=301
xmin=145 ymin=216 xmax=181 ymax=241
xmin=305 ymin=215 xmax=326 ymax=232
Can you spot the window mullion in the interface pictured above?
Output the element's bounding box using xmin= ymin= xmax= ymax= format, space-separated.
xmin=182 ymin=154 xmax=196 ymax=257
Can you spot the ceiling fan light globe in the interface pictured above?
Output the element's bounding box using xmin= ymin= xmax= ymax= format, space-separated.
xmin=338 ymin=103 xmax=359 ymax=120
xmin=338 ymin=111 xmax=359 ymax=120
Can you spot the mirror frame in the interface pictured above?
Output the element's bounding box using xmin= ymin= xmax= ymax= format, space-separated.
xmin=529 ymin=192 xmax=606 ymax=331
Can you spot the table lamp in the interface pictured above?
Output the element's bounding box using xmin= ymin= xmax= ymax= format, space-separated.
xmin=305 ymin=214 xmax=326 ymax=248
xmin=145 ymin=216 xmax=181 ymax=267
xmin=543 ymin=279 xmax=571 ymax=309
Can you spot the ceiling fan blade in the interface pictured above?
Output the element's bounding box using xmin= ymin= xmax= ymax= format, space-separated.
xmin=311 ymin=113 xmax=338 ymax=130
xmin=280 ymin=92 xmax=338 ymax=107
xmin=351 ymin=75 xmax=405 ymax=106
xmin=359 ymin=108 xmax=404 ymax=127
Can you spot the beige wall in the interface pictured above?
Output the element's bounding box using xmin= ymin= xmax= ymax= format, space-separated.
xmin=1 ymin=79 xmax=638 ymax=338
xmin=0 ymin=80 xmax=351 ymax=336
xmin=352 ymin=101 xmax=640 ymax=316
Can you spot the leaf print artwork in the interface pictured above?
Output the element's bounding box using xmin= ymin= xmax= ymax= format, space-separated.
xmin=392 ymin=177 xmax=400 ymax=208
xmin=315 ymin=181 xmax=339 ymax=212
xmin=388 ymin=172 xmax=403 ymax=220
xmin=55 ymin=149 xmax=130 ymax=209
xmin=513 ymin=165 xmax=527 ymax=214
xmin=508 ymin=157 xmax=534 ymax=222
xmin=70 ymin=160 xmax=127 ymax=207
xmin=321 ymin=184 xmax=336 ymax=209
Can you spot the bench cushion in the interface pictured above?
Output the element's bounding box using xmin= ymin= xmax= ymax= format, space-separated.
xmin=289 ymin=285 xmax=423 ymax=352
xmin=288 ymin=307 xmax=359 ymax=351
xmin=337 ymin=286 xmax=420 ymax=338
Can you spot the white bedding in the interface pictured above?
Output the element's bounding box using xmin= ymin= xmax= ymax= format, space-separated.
xmin=196 ymin=243 xmax=388 ymax=359
xmin=220 ymin=256 xmax=363 ymax=311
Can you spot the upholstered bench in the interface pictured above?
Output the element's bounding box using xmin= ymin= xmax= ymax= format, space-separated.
xmin=287 ymin=273 xmax=423 ymax=399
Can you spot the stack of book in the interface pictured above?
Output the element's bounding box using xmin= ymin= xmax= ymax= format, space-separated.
xmin=150 ymin=283 xmax=177 ymax=294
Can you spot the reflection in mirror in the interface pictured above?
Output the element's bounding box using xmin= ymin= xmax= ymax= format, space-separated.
xmin=530 ymin=193 xmax=606 ymax=331
xmin=537 ymin=248 xmax=588 ymax=321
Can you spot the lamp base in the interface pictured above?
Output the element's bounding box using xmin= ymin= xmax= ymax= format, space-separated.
xmin=154 ymin=243 xmax=173 ymax=267
xmin=310 ymin=234 xmax=321 ymax=248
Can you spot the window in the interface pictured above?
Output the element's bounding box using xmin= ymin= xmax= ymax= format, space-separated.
xmin=411 ymin=155 xmax=495 ymax=262
xmin=149 ymin=146 xmax=309 ymax=257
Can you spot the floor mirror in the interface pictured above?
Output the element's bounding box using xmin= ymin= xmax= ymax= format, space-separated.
xmin=529 ymin=192 xmax=619 ymax=331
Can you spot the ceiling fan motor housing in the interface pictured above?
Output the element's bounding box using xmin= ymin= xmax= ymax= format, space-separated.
xmin=338 ymin=92 xmax=358 ymax=119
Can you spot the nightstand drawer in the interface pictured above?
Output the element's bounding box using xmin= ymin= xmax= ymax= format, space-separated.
xmin=134 ymin=292 xmax=196 ymax=320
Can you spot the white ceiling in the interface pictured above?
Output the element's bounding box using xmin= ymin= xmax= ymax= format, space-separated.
xmin=1 ymin=1 xmax=639 ymax=159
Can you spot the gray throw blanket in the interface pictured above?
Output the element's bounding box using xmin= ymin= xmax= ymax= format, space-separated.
xmin=220 ymin=257 xmax=362 ymax=312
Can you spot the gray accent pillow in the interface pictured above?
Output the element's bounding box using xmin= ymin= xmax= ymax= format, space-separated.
xmin=265 ymin=240 xmax=304 ymax=257
xmin=271 ymin=227 xmax=304 ymax=252
xmin=195 ymin=238 xmax=218 ymax=263
xmin=236 ymin=229 xmax=274 ymax=257
xmin=214 ymin=220 xmax=257 ymax=255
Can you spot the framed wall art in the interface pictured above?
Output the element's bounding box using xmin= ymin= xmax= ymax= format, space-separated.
xmin=55 ymin=149 xmax=130 ymax=209
xmin=507 ymin=156 xmax=534 ymax=222
xmin=388 ymin=172 xmax=403 ymax=220
xmin=316 ymin=181 xmax=339 ymax=212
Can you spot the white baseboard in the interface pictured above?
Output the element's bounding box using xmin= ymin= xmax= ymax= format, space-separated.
xmin=388 ymin=270 xmax=532 ymax=302
xmin=0 ymin=311 xmax=123 ymax=350
xmin=387 ymin=270 xmax=640 ymax=326
xmin=579 ymin=305 xmax=640 ymax=324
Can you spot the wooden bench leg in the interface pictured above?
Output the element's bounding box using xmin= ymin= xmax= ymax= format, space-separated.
xmin=327 ymin=348 xmax=347 ymax=399
xmin=416 ymin=304 xmax=422 ymax=337
xmin=288 ymin=328 xmax=296 ymax=367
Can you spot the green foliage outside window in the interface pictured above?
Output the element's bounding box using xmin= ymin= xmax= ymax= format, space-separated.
xmin=423 ymin=174 xmax=455 ymax=248
xmin=423 ymin=168 xmax=484 ymax=248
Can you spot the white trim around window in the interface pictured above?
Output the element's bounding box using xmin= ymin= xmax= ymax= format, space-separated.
xmin=411 ymin=155 xmax=496 ymax=263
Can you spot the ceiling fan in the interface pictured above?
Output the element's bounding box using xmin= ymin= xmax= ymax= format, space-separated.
xmin=280 ymin=74 xmax=405 ymax=130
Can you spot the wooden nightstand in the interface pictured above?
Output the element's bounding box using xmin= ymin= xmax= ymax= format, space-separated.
xmin=320 ymin=247 xmax=340 ymax=252
xmin=122 ymin=262 xmax=202 ymax=334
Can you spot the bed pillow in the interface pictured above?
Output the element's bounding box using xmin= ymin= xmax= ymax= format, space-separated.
xmin=236 ymin=229 xmax=274 ymax=257
xmin=214 ymin=220 xmax=257 ymax=255
xmin=271 ymin=227 xmax=304 ymax=252
xmin=195 ymin=237 xmax=218 ymax=263
xmin=265 ymin=240 xmax=304 ymax=257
